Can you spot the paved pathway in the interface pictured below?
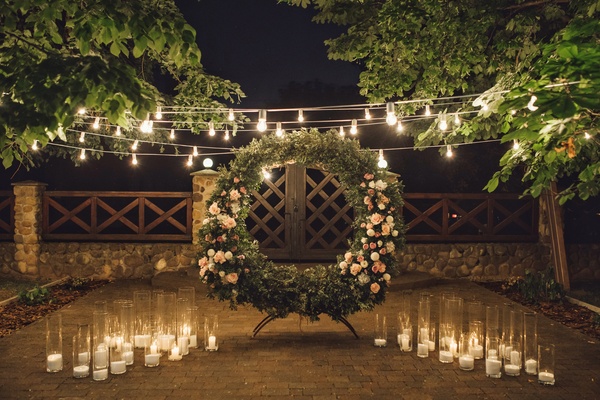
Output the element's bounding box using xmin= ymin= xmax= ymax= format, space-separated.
xmin=0 ymin=271 xmax=598 ymax=399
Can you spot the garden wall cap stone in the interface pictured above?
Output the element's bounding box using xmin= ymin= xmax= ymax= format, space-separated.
xmin=11 ymin=180 xmax=48 ymax=187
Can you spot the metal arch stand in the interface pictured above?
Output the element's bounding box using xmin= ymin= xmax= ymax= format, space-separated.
xmin=252 ymin=314 xmax=360 ymax=339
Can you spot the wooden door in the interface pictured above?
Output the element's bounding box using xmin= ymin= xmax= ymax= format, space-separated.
xmin=247 ymin=165 xmax=353 ymax=261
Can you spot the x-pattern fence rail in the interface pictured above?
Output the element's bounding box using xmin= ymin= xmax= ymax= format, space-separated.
xmin=0 ymin=191 xmax=15 ymax=241
xmin=42 ymin=191 xmax=192 ymax=241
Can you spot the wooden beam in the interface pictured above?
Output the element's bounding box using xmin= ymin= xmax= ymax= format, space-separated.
xmin=543 ymin=182 xmax=570 ymax=290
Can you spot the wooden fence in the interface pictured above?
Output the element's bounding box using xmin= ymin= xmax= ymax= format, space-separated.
xmin=0 ymin=191 xmax=15 ymax=241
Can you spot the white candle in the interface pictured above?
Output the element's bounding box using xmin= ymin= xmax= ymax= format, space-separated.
xmin=459 ymin=355 xmax=474 ymax=370
xmin=374 ymin=338 xmax=387 ymax=347
xmin=504 ymin=345 xmax=512 ymax=359
xmin=150 ymin=344 xmax=158 ymax=354
xmin=505 ymin=364 xmax=521 ymax=376
xmin=93 ymin=368 xmax=108 ymax=381
xmin=47 ymin=354 xmax=63 ymax=372
xmin=159 ymin=335 xmax=172 ymax=351
xmin=538 ymin=371 xmax=555 ymax=384
xmin=110 ymin=360 xmax=126 ymax=374
xmin=178 ymin=336 xmax=189 ymax=356
xmin=470 ymin=344 xmax=484 ymax=359
xmin=428 ymin=339 xmax=435 ymax=351
xmin=123 ymin=351 xmax=134 ymax=365
xmin=486 ymin=359 xmax=502 ymax=376
xmin=73 ymin=365 xmax=89 ymax=378
xmin=417 ymin=343 xmax=428 ymax=357
xmin=439 ymin=350 xmax=453 ymax=363
xmin=449 ymin=342 xmax=458 ymax=357
xmin=420 ymin=328 xmax=428 ymax=341
xmin=189 ymin=334 xmax=198 ymax=348
xmin=115 ymin=337 xmax=122 ymax=352
xmin=135 ymin=335 xmax=151 ymax=348
xmin=94 ymin=349 xmax=108 ymax=368
xmin=144 ymin=353 xmax=160 ymax=366
xmin=525 ymin=359 xmax=538 ymax=374
xmin=78 ymin=351 xmax=90 ymax=364
xmin=488 ymin=349 xmax=498 ymax=358
xmin=208 ymin=335 xmax=217 ymax=349
xmin=510 ymin=350 xmax=521 ymax=366
xmin=168 ymin=345 xmax=182 ymax=361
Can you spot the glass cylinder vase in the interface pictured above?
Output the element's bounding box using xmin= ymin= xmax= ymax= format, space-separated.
xmin=524 ymin=312 xmax=538 ymax=375
xmin=144 ymin=337 xmax=161 ymax=367
xmin=458 ymin=334 xmax=474 ymax=371
xmin=156 ymin=292 xmax=177 ymax=352
xmin=188 ymin=306 xmax=199 ymax=349
xmin=72 ymin=324 xmax=90 ymax=378
xmin=114 ymin=300 xmax=134 ymax=365
xmin=468 ymin=321 xmax=484 ymax=359
xmin=133 ymin=290 xmax=152 ymax=349
xmin=538 ymin=344 xmax=555 ymax=385
xmin=485 ymin=336 xmax=502 ymax=379
xmin=205 ymin=315 xmax=219 ymax=351
xmin=417 ymin=298 xmax=430 ymax=358
xmin=45 ymin=313 xmax=63 ymax=373
xmin=396 ymin=294 xmax=411 ymax=352
xmin=177 ymin=298 xmax=190 ymax=356
xmin=485 ymin=304 xmax=500 ymax=340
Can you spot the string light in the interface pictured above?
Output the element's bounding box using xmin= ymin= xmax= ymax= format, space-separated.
xmin=170 ymin=129 xmax=175 ymax=140
xmin=338 ymin=126 xmax=344 ymax=137
xmin=275 ymin=122 xmax=283 ymax=137
xmin=92 ymin=117 xmax=100 ymax=130
xmin=193 ymin=146 xmax=199 ymax=157
xmin=297 ymin=109 xmax=304 ymax=122
xmin=262 ymin=168 xmax=271 ymax=179
xmin=512 ymin=140 xmax=520 ymax=150
xmin=584 ymin=131 xmax=591 ymax=139
xmin=224 ymin=129 xmax=230 ymax=141
xmin=203 ymin=158 xmax=214 ymax=169
xmin=32 ymin=140 xmax=39 ymax=150
xmin=257 ymin=109 xmax=267 ymax=132
xmin=131 ymin=153 xmax=137 ymax=165
xmin=187 ymin=154 xmax=193 ymax=166
xmin=482 ymin=103 xmax=489 ymax=111
xmin=79 ymin=132 xmax=85 ymax=143
xmin=377 ymin=149 xmax=388 ymax=169
xmin=155 ymin=106 xmax=162 ymax=120
xmin=115 ymin=126 xmax=121 ymax=136
xmin=386 ymin=102 xmax=397 ymax=126
xmin=132 ymin=140 xmax=139 ymax=150
xmin=439 ymin=114 xmax=447 ymax=131
xmin=454 ymin=113 xmax=460 ymax=125
xmin=350 ymin=119 xmax=358 ymax=135
xmin=365 ymin=108 xmax=372 ymax=120
xmin=425 ymin=105 xmax=431 ymax=116
xmin=396 ymin=120 xmax=404 ymax=133
xmin=228 ymin=108 xmax=235 ymax=121
xmin=510 ymin=110 xmax=517 ymax=115
xmin=446 ymin=145 xmax=453 ymax=158
xmin=140 ymin=114 xmax=153 ymax=133
xmin=77 ymin=108 xmax=86 ymax=115
xmin=208 ymin=121 xmax=216 ymax=136
xmin=527 ymin=95 xmax=539 ymax=111
xmin=79 ymin=148 xmax=86 ymax=160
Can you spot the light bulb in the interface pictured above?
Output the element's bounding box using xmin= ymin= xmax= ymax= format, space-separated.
xmin=32 ymin=140 xmax=38 ymax=150
xmin=115 ymin=126 xmax=121 ymax=136
xmin=224 ymin=129 xmax=230 ymax=141
xmin=339 ymin=126 xmax=345 ymax=137
xmin=193 ymin=146 xmax=198 ymax=157
xmin=79 ymin=148 xmax=86 ymax=160
xmin=187 ymin=154 xmax=193 ymax=167
xmin=155 ymin=106 xmax=162 ymax=120
xmin=454 ymin=113 xmax=460 ymax=125
xmin=584 ymin=132 xmax=591 ymax=139
xmin=228 ymin=108 xmax=235 ymax=121
xmin=77 ymin=108 xmax=86 ymax=115
xmin=203 ymin=158 xmax=214 ymax=169
xmin=386 ymin=102 xmax=397 ymax=126
xmin=482 ymin=103 xmax=489 ymax=111
xmin=446 ymin=145 xmax=453 ymax=158
xmin=377 ymin=149 xmax=388 ymax=169
xmin=510 ymin=109 xmax=517 ymax=116
xmin=132 ymin=154 xmax=137 ymax=165
xmin=170 ymin=129 xmax=175 ymax=139
xmin=425 ymin=105 xmax=431 ymax=116
xmin=262 ymin=169 xmax=271 ymax=179
xmin=208 ymin=121 xmax=215 ymax=136
xmin=92 ymin=117 xmax=100 ymax=130
xmin=513 ymin=140 xmax=520 ymax=150
xmin=527 ymin=95 xmax=539 ymax=111
xmin=364 ymin=108 xmax=372 ymax=120
xmin=79 ymin=132 xmax=85 ymax=143
xmin=275 ymin=122 xmax=283 ymax=137
xmin=396 ymin=120 xmax=404 ymax=133
xmin=439 ymin=115 xmax=447 ymax=131
xmin=350 ymin=119 xmax=358 ymax=135
xmin=297 ymin=109 xmax=304 ymax=122
xmin=132 ymin=140 xmax=138 ymax=150
xmin=257 ymin=109 xmax=267 ymax=132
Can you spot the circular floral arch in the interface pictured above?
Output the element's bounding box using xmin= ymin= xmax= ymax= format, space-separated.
xmin=197 ymin=129 xmax=405 ymax=322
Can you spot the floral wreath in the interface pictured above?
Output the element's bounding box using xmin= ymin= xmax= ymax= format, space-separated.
xmin=197 ymin=129 xmax=405 ymax=321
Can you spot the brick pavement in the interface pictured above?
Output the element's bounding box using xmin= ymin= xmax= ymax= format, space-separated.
xmin=0 ymin=271 xmax=599 ymax=400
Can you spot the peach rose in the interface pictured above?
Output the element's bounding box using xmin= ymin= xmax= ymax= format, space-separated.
xmin=208 ymin=202 xmax=220 ymax=215
xmin=350 ymin=263 xmax=361 ymax=276
xmin=222 ymin=217 xmax=237 ymax=229
xmin=226 ymin=272 xmax=239 ymax=284
xmin=214 ymin=251 xmax=226 ymax=264
xmin=230 ymin=189 xmax=241 ymax=201
xmin=370 ymin=213 xmax=384 ymax=225
xmin=370 ymin=282 xmax=381 ymax=294
xmin=233 ymin=177 xmax=240 ymax=183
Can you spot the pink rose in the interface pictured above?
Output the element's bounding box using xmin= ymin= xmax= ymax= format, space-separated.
xmin=370 ymin=213 xmax=384 ymax=225
xmin=232 ymin=234 xmax=239 ymax=241
xmin=368 ymin=189 xmax=375 ymax=196
xmin=364 ymin=196 xmax=371 ymax=205
xmin=379 ymin=248 xmax=387 ymax=255
xmin=369 ymin=242 xmax=377 ymax=249
xmin=237 ymin=255 xmax=246 ymax=260
xmin=360 ymin=182 xmax=366 ymax=188
xmin=208 ymin=202 xmax=220 ymax=215
xmin=221 ymin=190 xmax=227 ymax=196
xmin=364 ymin=173 xmax=374 ymax=180
xmin=357 ymin=255 xmax=364 ymax=262
xmin=216 ymin=236 xmax=224 ymax=243
xmin=231 ymin=246 xmax=238 ymax=252
xmin=363 ymin=244 xmax=369 ymax=250
xmin=198 ymin=257 xmax=209 ymax=267
xmin=360 ymin=222 xmax=366 ymax=228
xmin=371 ymin=264 xmax=379 ymax=274
xmin=226 ymin=273 xmax=239 ymax=284
xmin=199 ymin=267 xmax=207 ymax=277
xmin=214 ymin=251 xmax=226 ymax=264
xmin=230 ymin=189 xmax=241 ymax=201
xmin=350 ymin=263 xmax=361 ymax=276
xmin=375 ymin=232 xmax=381 ymax=238
xmin=368 ymin=204 xmax=373 ymax=211
xmin=234 ymin=177 xmax=240 ymax=183
xmin=239 ymin=187 xmax=247 ymax=194
xmin=222 ymin=217 xmax=237 ymax=230
xmin=370 ymin=282 xmax=381 ymax=294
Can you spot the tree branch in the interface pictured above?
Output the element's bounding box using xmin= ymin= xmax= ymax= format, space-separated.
xmin=4 ymin=31 xmax=53 ymax=55
xmin=501 ymin=0 xmax=570 ymax=11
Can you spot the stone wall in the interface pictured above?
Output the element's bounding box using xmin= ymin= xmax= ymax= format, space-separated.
xmin=0 ymin=242 xmax=16 ymax=276
xmin=36 ymin=242 xmax=201 ymax=280
xmin=567 ymin=243 xmax=600 ymax=281
xmin=397 ymin=242 xmax=553 ymax=280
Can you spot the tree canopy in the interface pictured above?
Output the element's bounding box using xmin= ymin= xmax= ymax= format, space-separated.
xmin=0 ymin=0 xmax=244 ymax=168
xmin=283 ymin=0 xmax=600 ymax=203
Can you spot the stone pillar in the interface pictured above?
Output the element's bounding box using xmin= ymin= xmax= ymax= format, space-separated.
xmin=12 ymin=181 xmax=47 ymax=276
xmin=190 ymin=169 xmax=219 ymax=244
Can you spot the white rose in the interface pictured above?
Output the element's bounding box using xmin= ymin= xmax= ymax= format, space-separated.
xmin=339 ymin=261 xmax=348 ymax=269
xmin=378 ymin=203 xmax=385 ymax=210
xmin=361 ymin=237 xmax=368 ymax=243
xmin=207 ymin=249 xmax=215 ymax=257
xmin=208 ymin=263 xmax=214 ymax=271
xmin=225 ymin=251 xmax=233 ymax=260
xmin=386 ymin=216 xmax=394 ymax=223
xmin=219 ymin=271 xmax=226 ymax=278
xmin=377 ymin=240 xmax=383 ymax=247
xmin=358 ymin=273 xmax=370 ymax=284
xmin=383 ymin=273 xmax=391 ymax=281
xmin=392 ymin=230 xmax=398 ymax=237
xmin=370 ymin=252 xmax=380 ymax=261
xmin=367 ymin=229 xmax=375 ymax=237
xmin=360 ymin=260 xmax=369 ymax=268
xmin=375 ymin=180 xmax=387 ymax=190
xmin=231 ymin=203 xmax=241 ymax=214
xmin=202 ymin=218 xmax=210 ymax=225
xmin=368 ymin=181 xmax=375 ymax=188
xmin=386 ymin=242 xmax=396 ymax=252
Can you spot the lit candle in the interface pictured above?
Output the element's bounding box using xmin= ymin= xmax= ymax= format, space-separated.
xmin=73 ymin=365 xmax=89 ymax=378
xmin=428 ymin=339 xmax=435 ymax=351
xmin=160 ymin=335 xmax=171 ymax=351
xmin=46 ymin=354 xmax=63 ymax=372
xmin=449 ymin=341 xmax=458 ymax=357
xmin=123 ymin=350 xmax=134 ymax=365
xmin=439 ymin=350 xmax=453 ymax=363
xmin=150 ymin=344 xmax=158 ymax=354
xmin=505 ymin=364 xmax=521 ymax=376
xmin=178 ymin=336 xmax=189 ymax=356
xmin=110 ymin=360 xmax=126 ymax=374
xmin=470 ymin=344 xmax=484 ymax=359
xmin=168 ymin=345 xmax=182 ymax=361
xmin=525 ymin=359 xmax=537 ymax=375
xmin=144 ymin=353 xmax=160 ymax=367
xmin=374 ymin=338 xmax=387 ymax=347
xmin=417 ymin=343 xmax=428 ymax=357
xmin=93 ymin=368 xmax=108 ymax=381
xmin=538 ymin=371 xmax=555 ymax=385
xmin=78 ymin=351 xmax=90 ymax=364
xmin=94 ymin=348 xmax=108 ymax=368
xmin=486 ymin=359 xmax=502 ymax=377
xmin=459 ymin=355 xmax=474 ymax=370
xmin=135 ymin=334 xmax=151 ymax=348
xmin=189 ymin=334 xmax=198 ymax=348
xmin=208 ymin=335 xmax=217 ymax=350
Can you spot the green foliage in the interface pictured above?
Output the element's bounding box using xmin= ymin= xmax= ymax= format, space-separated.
xmin=17 ymin=285 xmax=52 ymax=305
xmin=64 ymin=277 xmax=89 ymax=290
xmin=508 ymin=268 xmax=565 ymax=304
xmin=197 ymin=129 xmax=406 ymax=321
xmin=283 ymin=0 xmax=600 ymax=203
xmin=0 ymin=0 xmax=244 ymax=167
